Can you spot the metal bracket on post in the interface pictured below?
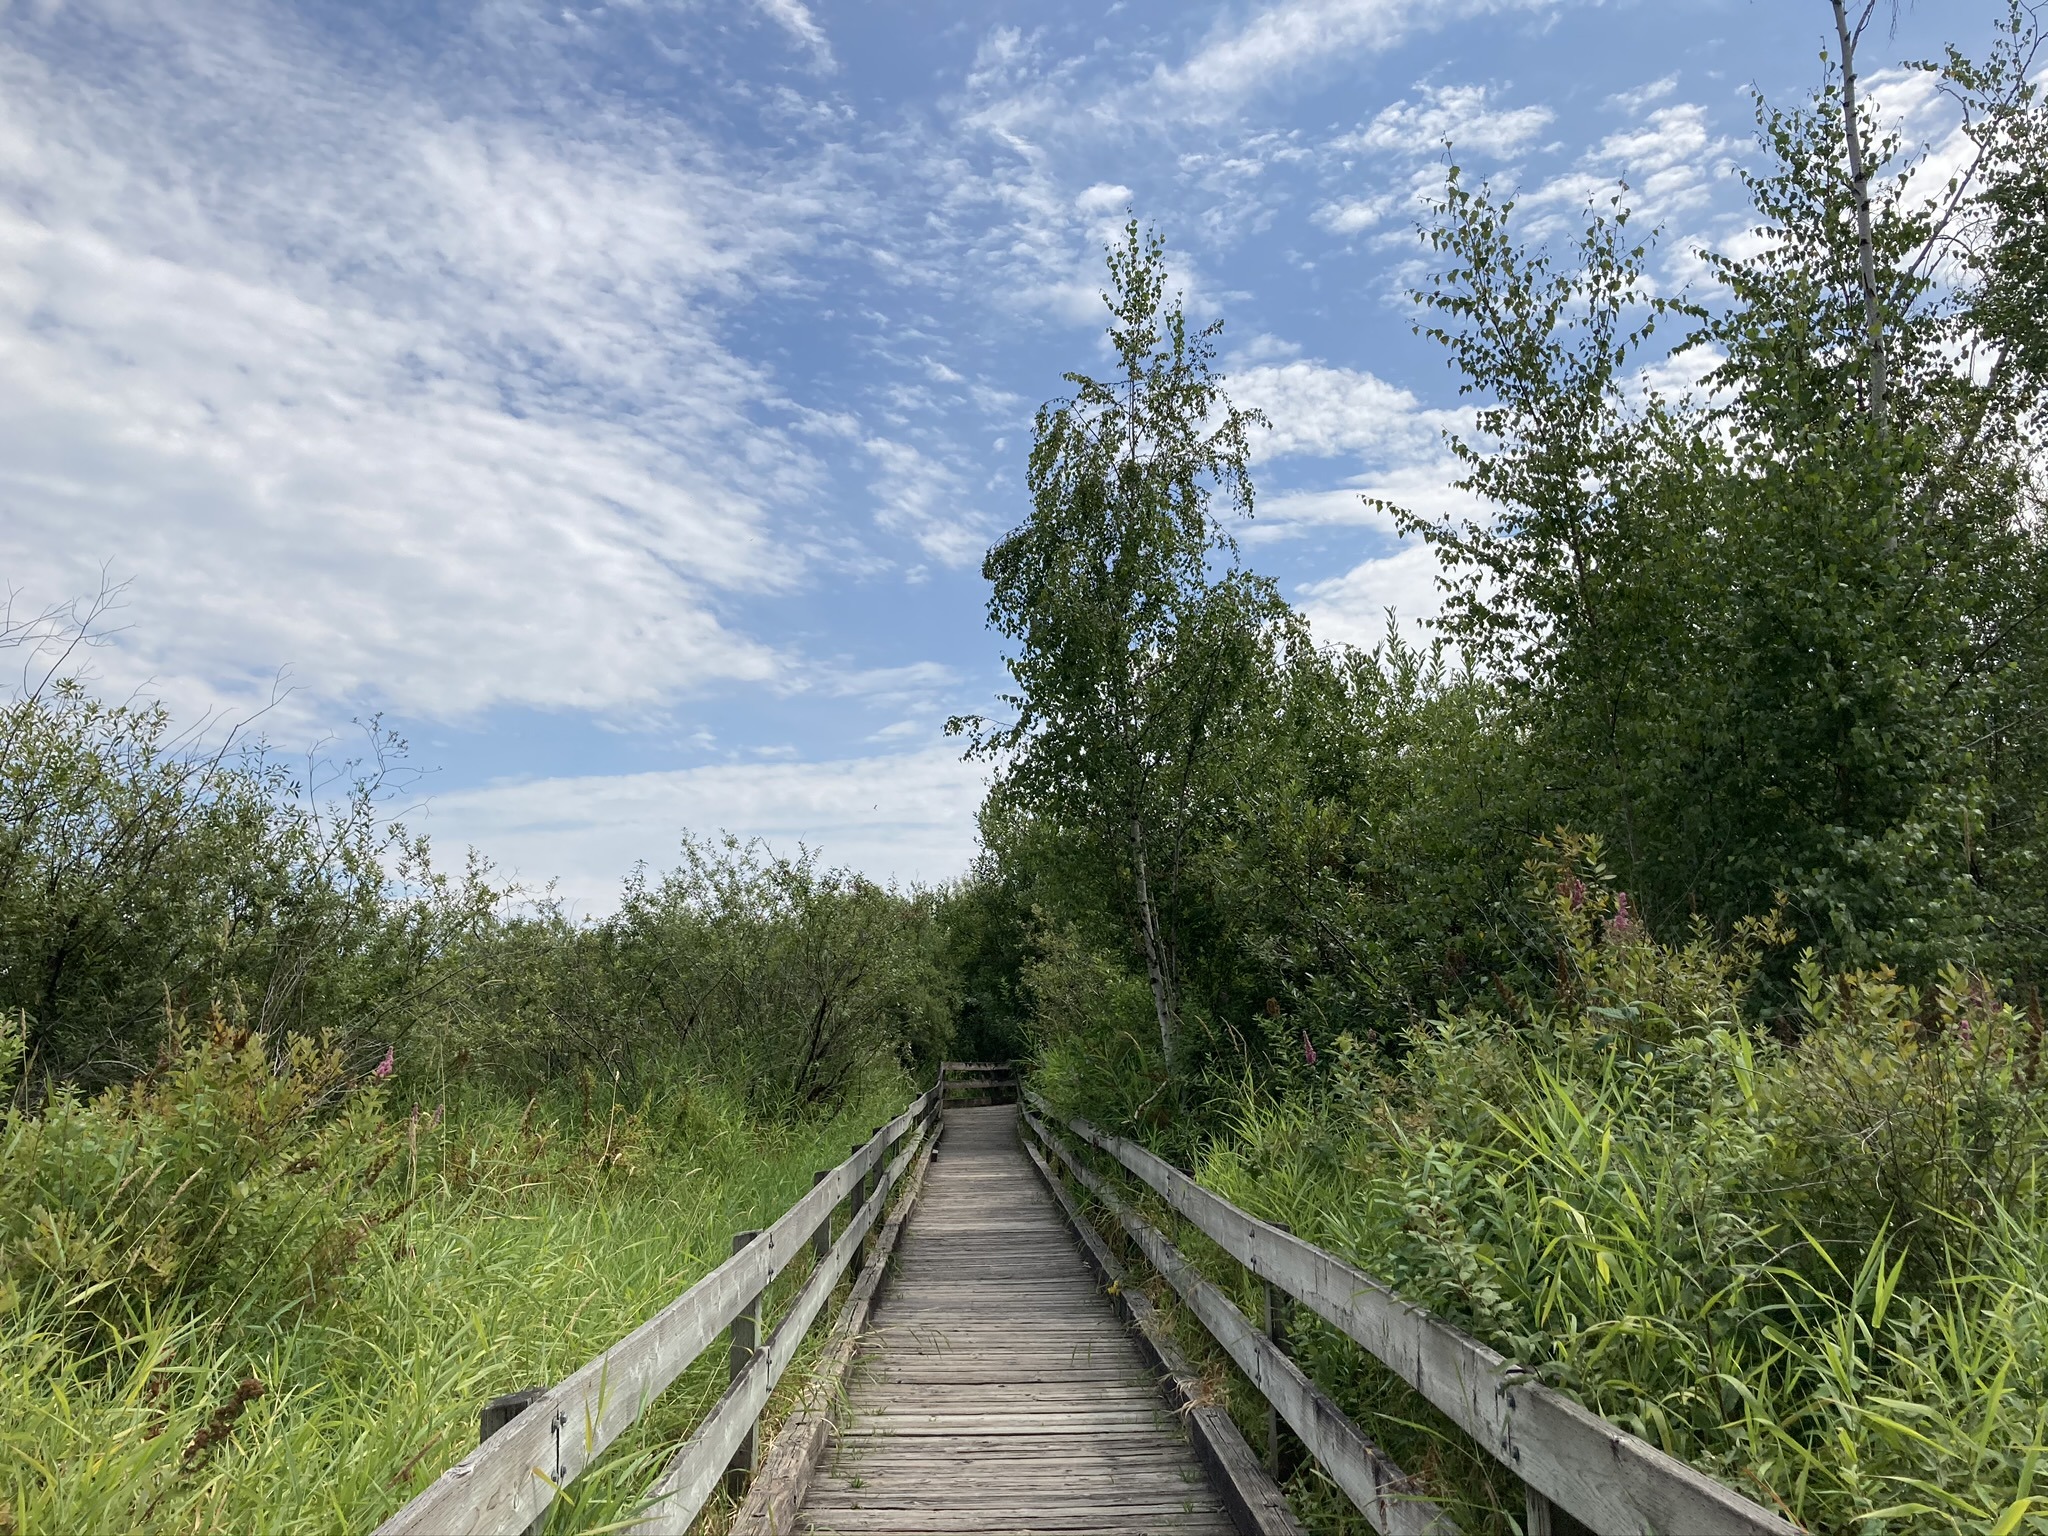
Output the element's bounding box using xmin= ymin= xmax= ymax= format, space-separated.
xmin=479 ymin=1387 xmax=547 ymax=1536
xmin=726 ymin=1229 xmax=763 ymax=1498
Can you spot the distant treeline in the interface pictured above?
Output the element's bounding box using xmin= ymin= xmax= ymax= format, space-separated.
xmin=0 ymin=664 xmax=956 ymax=1113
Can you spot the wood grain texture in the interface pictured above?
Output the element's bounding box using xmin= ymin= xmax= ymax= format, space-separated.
xmin=624 ymin=1125 xmax=931 ymax=1535
xmin=1016 ymin=1122 xmax=1306 ymax=1536
xmin=375 ymin=1087 xmax=937 ymax=1536
xmin=801 ymin=1105 xmax=1236 ymax=1536
xmin=1022 ymin=1110 xmax=1451 ymax=1536
xmin=732 ymin=1097 xmax=943 ymax=1536
xmin=1027 ymin=1093 xmax=1801 ymax=1536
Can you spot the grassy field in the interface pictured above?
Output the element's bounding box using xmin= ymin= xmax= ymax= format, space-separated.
xmin=0 ymin=1053 xmax=915 ymax=1536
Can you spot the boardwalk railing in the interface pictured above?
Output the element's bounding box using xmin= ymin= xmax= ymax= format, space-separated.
xmin=375 ymin=1081 xmax=943 ymax=1536
xmin=938 ymin=1057 xmax=1018 ymax=1105
xmin=1022 ymin=1090 xmax=1803 ymax=1536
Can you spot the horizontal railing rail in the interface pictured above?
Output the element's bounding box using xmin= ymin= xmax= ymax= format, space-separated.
xmin=938 ymin=1058 xmax=1019 ymax=1104
xmin=1022 ymin=1105 xmax=1450 ymax=1536
xmin=1023 ymin=1088 xmax=1802 ymax=1536
xmin=375 ymin=1081 xmax=943 ymax=1536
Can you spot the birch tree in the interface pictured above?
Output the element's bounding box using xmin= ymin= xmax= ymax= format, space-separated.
xmin=954 ymin=223 xmax=1285 ymax=1067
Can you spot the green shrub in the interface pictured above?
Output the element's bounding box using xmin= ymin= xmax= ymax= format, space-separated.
xmin=0 ymin=1007 xmax=407 ymax=1335
xmin=1074 ymin=835 xmax=2048 ymax=1531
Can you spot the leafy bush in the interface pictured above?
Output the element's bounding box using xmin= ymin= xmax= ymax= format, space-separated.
xmin=0 ymin=1007 xmax=407 ymax=1336
xmin=0 ymin=674 xmax=507 ymax=1091
xmin=1168 ymin=839 xmax=2048 ymax=1531
xmin=407 ymin=835 xmax=953 ymax=1116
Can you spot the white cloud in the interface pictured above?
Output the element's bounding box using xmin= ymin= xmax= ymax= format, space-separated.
xmin=1247 ymin=456 xmax=1479 ymax=538
xmin=423 ymin=745 xmax=988 ymax=910
xmin=1296 ymin=540 xmax=1445 ymax=648
xmin=863 ymin=438 xmax=996 ymax=566
xmin=1158 ymin=0 xmax=1555 ymax=113
xmin=1607 ymin=75 xmax=1678 ymax=114
xmin=1337 ymin=83 xmax=1555 ymax=158
xmin=1231 ymin=360 xmax=1457 ymax=461
xmin=1315 ymin=192 xmax=1399 ymax=234
xmin=754 ymin=0 xmax=837 ymax=72
xmin=0 ymin=3 xmax=840 ymax=727
xmin=1075 ymin=182 xmax=1133 ymax=214
xmin=1521 ymin=101 xmax=1732 ymax=229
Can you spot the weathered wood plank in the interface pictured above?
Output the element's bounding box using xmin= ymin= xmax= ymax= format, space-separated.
xmin=799 ymin=1105 xmax=1235 ymax=1536
xmin=1019 ymin=1124 xmax=1307 ymax=1536
xmin=375 ymin=1086 xmax=936 ymax=1536
xmin=730 ymin=1100 xmax=941 ymax=1536
xmin=624 ymin=1123 xmax=930 ymax=1534
xmin=1024 ymin=1109 xmax=1453 ymax=1536
xmin=1028 ymin=1092 xmax=1801 ymax=1536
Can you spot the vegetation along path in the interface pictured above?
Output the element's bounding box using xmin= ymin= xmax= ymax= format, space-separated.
xmin=799 ymin=1103 xmax=1235 ymax=1535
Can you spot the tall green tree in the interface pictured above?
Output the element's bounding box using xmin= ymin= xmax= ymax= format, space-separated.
xmin=1397 ymin=2 xmax=2048 ymax=978
xmin=953 ymin=223 xmax=1291 ymax=1065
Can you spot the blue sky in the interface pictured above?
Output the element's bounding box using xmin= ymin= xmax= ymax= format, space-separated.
xmin=0 ymin=0 xmax=1971 ymax=905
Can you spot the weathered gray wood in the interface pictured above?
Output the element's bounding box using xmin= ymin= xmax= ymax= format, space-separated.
xmin=727 ymin=1230 xmax=765 ymax=1495
xmin=1019 ymin=1121 xmax=1307 ymax=1536
xmin=626 ymin=1125 xmax=929 ymax=1535
xmin=811 ymin=1170 xmax=832 ymax=1263
xmin=846 ymin=1144 xmax=869 ymax=1282
xmin=477 ymin=1391 xmax=546 ymax=1536
xmin=801 ymin=1105 xmax=1235 ymax=1536
xmin=732 ymin=1121 xmax=942 ymax=1536
xmin=375 ymin=1085 xmax=938 ymax=1536
xmin=1024 ymin=1109 xmax=1453 ymax=1536
xmin=1262 ymin=1275 xmax=1285 ymax=1481
xmin=1027 ymin=1091 xmax=1800 ymax=1536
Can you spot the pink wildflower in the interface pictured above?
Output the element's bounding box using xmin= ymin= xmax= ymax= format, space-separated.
xmin=1302 ymin=1029 xmax=1318 ymax=1066
xmin=1607 ymin=892 xmax=1637 ymax=941
xmin=373 ymin=1045 xmax=395 ymax=1079
xmin=1563 ymin=877 xmax=1587 ymax=911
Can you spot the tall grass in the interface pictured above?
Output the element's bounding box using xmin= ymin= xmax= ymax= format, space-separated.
xmin=1039 ymin=837 xmax=2048 ymax=1534
xmin=0 ymin=1023 xmax=912 ymax=1535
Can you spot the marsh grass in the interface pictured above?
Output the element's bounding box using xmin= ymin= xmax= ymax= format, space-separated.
xmin=0 ymin=1041 xmax=911 ymax=1536
xmin=1039 ymin=838 xmax=2048 ymax=1534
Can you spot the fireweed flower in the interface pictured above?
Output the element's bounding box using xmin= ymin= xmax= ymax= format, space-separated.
xmin=1302 ymin=1029 xmax=1317 ymax=1065
xmin=1607 ymin=893 xmax=1637 ymax=941
xmin=373 ymin=1045 xmax=395 ymax=1079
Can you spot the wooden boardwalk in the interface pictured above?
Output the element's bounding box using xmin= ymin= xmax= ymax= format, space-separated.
xmin=800 ymin=1104 xmax=1236 ymax=1535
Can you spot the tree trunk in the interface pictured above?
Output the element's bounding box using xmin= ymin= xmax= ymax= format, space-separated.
xmin=1832 ymin=0 xmax=1889 ymax=428
xmin=1128 ymin=814 xmax=1178 ymax=1066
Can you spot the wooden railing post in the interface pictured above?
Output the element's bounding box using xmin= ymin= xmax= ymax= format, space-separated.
xmin=846 ymin=1143 xmax=868 ymax=1280
xmin=479 ymin=1388 xmax=546 ymax=1536
xmin=1262 ymin=1276 xmax=1285 ymax=1479
xmin=726 ymin=1230 xmax=763 ymax=1497
xmin=378 ymin=1087 xmax=937 ymax=1536
xmin=1261 ymin=1221 xmax=1295 ymax=1483
xmin=810 ymin=1170 xmax=831 ymax=1263
xmin=1024 ymin=1092 xmax=1800 ymax=1536
xmin=1525 ymin=1486 xmax=1593 ymax=1536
